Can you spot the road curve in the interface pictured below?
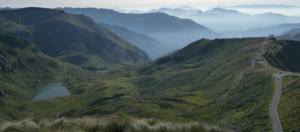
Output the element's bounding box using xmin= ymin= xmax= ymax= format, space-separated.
xmin=270 ymin=74 xmax=283 ymax=132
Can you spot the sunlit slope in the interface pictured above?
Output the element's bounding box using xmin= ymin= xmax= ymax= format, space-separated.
xmin=129 ymin=38 xmax=273 ymax=131
xmin=264 ymin=40 xmax=300 ymax=132
xmin=0 ymin=8 xmax=150 ymax=68
xmin=2 ymin=37 xmax=299 ymax=132
xmin=280 ymin=76 xmax=300 ymax=132
xmin=72 ymin=38 xmax=274 ymax=131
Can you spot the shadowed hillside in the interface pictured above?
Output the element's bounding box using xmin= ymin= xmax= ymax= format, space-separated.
xmin=0 ymin=35 xmax=86 ymax=119
xmin=264 ymin=40 xmax=300 ymax=72
xmin=0 ymin=8 xmax=150 ymax=69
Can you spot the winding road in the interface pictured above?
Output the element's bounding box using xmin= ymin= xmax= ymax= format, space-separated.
xmin=223 ymin=39 xmax=300 ymax=132
xmin=270 ymin=72 xmax=300 ymax=132
xmin=250 ymin=39 xmax=286 ymax=132
xmin=270 ymin=74 xmax=283 ymax=132
xmin=256 ymin=39 xmax=300 ymax=132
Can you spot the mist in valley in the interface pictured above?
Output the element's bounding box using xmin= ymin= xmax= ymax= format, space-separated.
xmin=1 ymin=1 xmax=300 ymax=132
xmin=62 ymin=5 xmax=300 ymax=59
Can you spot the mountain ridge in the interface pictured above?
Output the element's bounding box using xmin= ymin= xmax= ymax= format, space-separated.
xmin=62 ymin=8 xmax=219 ymax=51
xmin=0 ymin=7 xmax=150 ymax=68
xmin=148 ymin=7 xmax=300 ymax=34
xmin=99 ymin=23 xmax=172 ymax=60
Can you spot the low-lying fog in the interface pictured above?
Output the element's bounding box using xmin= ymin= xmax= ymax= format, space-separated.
xmin=127 ymin=5 xmax=300 ymax=38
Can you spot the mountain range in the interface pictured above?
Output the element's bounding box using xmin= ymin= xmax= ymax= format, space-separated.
xmin=0 ymin=7 xmax=300 ymax=132
xmin=0 ymin=7 xmax=150 ymax=69
xmin=281 ymin=28 xmax=300 ymax=41
xmin=99 ymin=23 xmax=172 ymax=60
xmin=229 ymin=23 xmax=300 ymax=37
xmin=149 ymin=7 xmax=300 ymax=34
xmin=2 ymin=33 xmax=300 ymax=131
xmin=62 ymin=8 xmax=219 ymax=51
xmin=231 ymin=4 xmax=300 ymax=9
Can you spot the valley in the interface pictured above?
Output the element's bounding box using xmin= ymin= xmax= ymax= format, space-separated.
xmin=0 ymin=6 xmax=300 ymax=132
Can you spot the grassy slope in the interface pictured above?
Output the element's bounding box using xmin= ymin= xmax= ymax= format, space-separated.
xmin=264 ymin=40 xmax=300 ymax=132
xmin=279 ymin=76 xmax=300 ymax=132
xmin=1 ymin=37 xmax=290 ymax=132
xmin=130 ymin=38 xmax=274 ymax=131
xmin=0 ymin=36 xmax=88 ymax=120
xmin=0 ymin=8 xmax=149 ymax=68
xmin=1 ymin=117 xmax=233 ymax=132
xmin=68 ymin=38 xmax=274 ymax=131
xmin=264 ymin=40 xmax=300 ymax=72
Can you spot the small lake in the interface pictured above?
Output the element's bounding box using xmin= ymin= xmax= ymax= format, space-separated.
xmin=32 ymin=83 xmax=70 ymax=101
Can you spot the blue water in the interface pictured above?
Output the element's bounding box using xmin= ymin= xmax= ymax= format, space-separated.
xmin=32 ymin=83 xmax=70 ymax=101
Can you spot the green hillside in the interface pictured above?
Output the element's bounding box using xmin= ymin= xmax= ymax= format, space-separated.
xmin=0 ymin=8 xmax=150 ymax=69
xmin=0 ymin=37 xmax=274 ymax=132
xmin=264 ymin=40 xmax=300 ymax=72
xmin=32 ymin=38 xmax=272 ymax=131
xmin=131 ymin=38 xmax=274 ymax=131
xmin=63 ymin=8 xmax=219 ymax=51
xmin=280 ymin=76 xmax=300 ymax=132
xmin=0 ymin=35 xmax=87 ymax=119
xmin=1 ymin=32 xmax=300 ymax=131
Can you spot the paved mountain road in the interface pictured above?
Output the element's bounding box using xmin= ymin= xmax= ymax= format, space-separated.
xmin=270 ymin=72 xmax=300 ymax=132
xmin=220 ymin=39 xmax=300 ymax=132
xmin=270 ymin=74 xmax=283 ymax=132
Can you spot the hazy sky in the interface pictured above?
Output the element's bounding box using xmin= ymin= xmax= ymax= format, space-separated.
xmin=1 ymin=0 xmax=300 ymax=9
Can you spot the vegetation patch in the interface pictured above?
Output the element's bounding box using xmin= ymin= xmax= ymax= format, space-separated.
xmin=280 ymin=76 xmax=300 ymax=132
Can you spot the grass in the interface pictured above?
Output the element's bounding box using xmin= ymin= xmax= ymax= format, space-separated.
xmin=0 ymin=35 xmax=90 ymax=120
xmin=279 ymin=76 xmax=300 ymax=132
xmin=0 ymin=117 xmax=232 ymax=132
xmin=3 ymin=7 xmax=300 ymax=132
xmin=68 ymin=38 xmax=275 ymax=131
xmin=264 ymin=40 xmax=300 ymax=72
xmin=0 ymin=37 xmax=296 ymax=131
xmin=0 ymin=8 xmax=150 ymax=68
xmin=215 ymin=71 xmax=273 ymax=132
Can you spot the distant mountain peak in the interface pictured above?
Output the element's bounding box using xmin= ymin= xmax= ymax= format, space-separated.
xmin=208 ymin=8 xmax=240 ymax=14
xmin=17 ymin=7 xmax=65 ymax=14
xmin=232 ymin=4 xmax=299 ymax=9
xmin=256 ymin=12 xmax=286 ymax=17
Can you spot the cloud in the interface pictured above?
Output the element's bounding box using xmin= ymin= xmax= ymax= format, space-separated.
xmin=0 ymin=0 xmax=299 ymax=9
